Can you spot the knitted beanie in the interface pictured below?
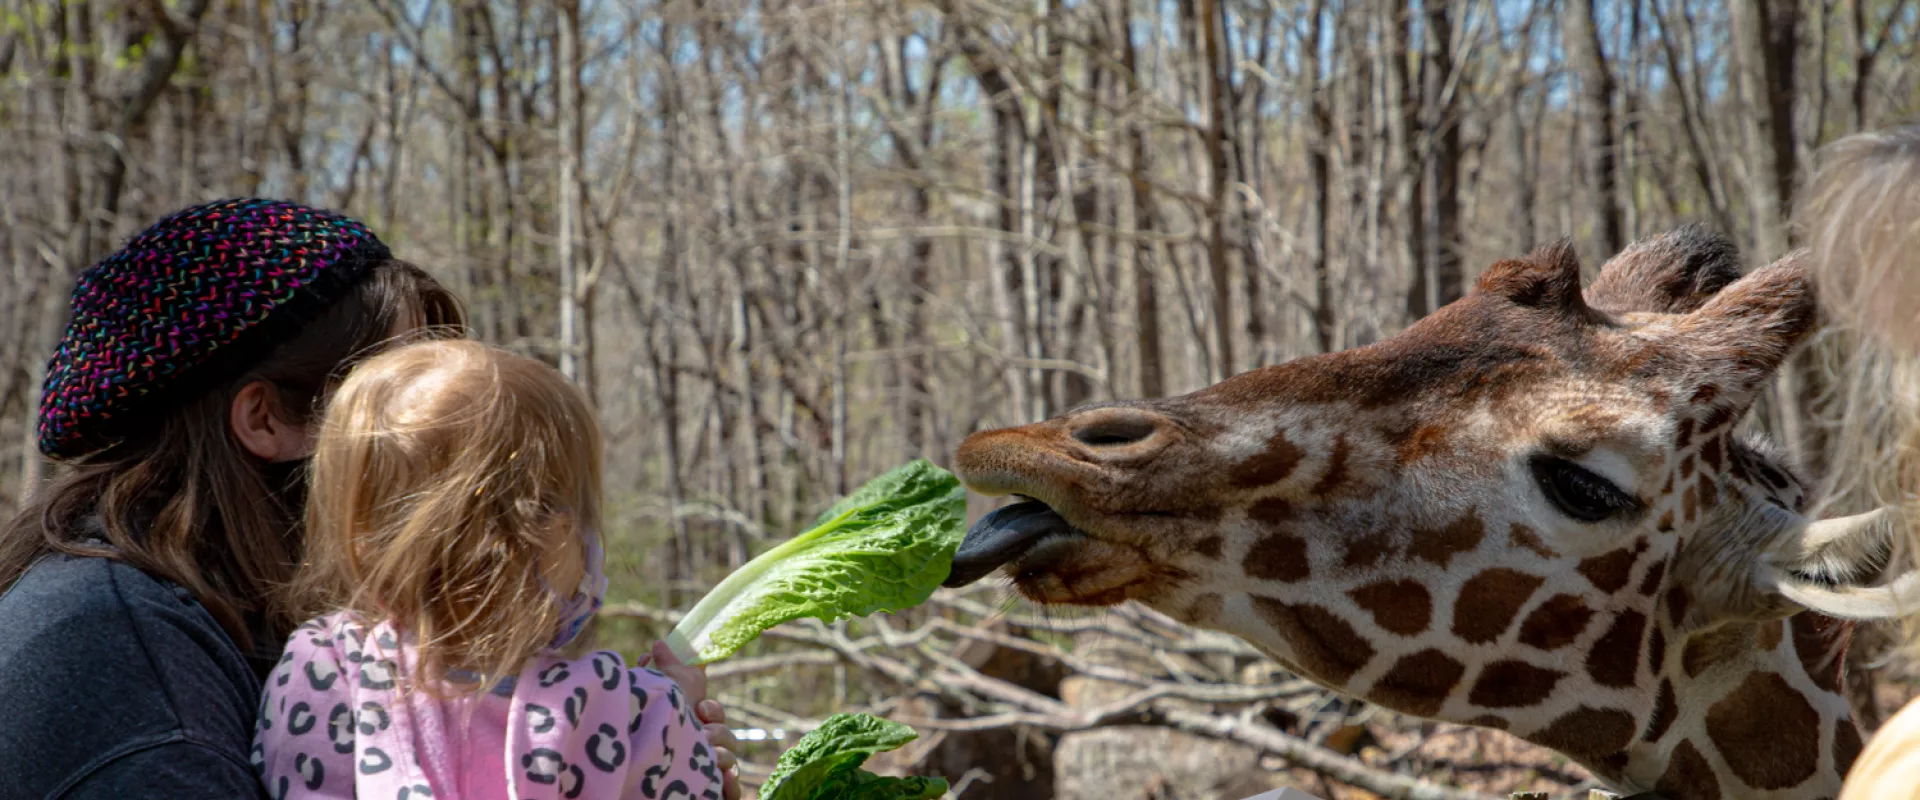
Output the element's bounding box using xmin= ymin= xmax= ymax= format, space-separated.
xmin=37 ymin=198 xmax=392 ymax=459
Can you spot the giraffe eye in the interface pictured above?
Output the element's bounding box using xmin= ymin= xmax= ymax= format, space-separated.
xmin=1529 ymin=455 xmax=1641 ymax=523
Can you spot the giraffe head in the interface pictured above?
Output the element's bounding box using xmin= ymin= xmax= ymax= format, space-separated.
xmin=945 ymin=227 xmax=1915 ymax=798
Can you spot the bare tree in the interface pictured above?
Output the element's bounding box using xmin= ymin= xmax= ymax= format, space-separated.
xmin=1566 ymin=0 xmax=1626 ymax=255
xmin=4 ymin=0 xmax=1914 ymax=793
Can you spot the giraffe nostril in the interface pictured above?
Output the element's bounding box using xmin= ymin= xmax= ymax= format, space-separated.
xmin=1069 ymin=411 xmax=1163 ymax=448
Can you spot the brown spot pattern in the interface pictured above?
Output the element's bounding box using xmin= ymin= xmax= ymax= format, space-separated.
xmin=1507 ymin=523 xmax=1560 ymax=559
xmin=1656 ymin=740 xmax=1721 ymax=800
xmin=1683 ymin=625 xmax=1750 ymax=678
xmin=1683 ymin=484 xmax=1698 ymax=523
xmin=1681 ymin=454 xmax=1696 ymax=479
xmin=1467 ymin=660 xmax=1565 ymax=708
xmin=1399 ymin=425 xmax=1450 ymax=464
xmin=1836 ymin=721 xmax=1865 ymax=773
xmin=1676 ymin=418 xmax=1695 ymax=448
xmin=1657 ymin=509 xmax=1675 ymax=532
xmin=1643 ymin=679 xmax=1677 ymax=742
xmin=1700 ymin=406 xmax=1735 ymax=436
xmin=1638 ymin=558 xmax=1668 ymax=596
xmin=1248 ymin=497 xmax=1294 ymax=524
xmin=1409 ymin=511 xmax=1485 ymax=569
xmin=1587 ymin=611 xmax=1648 ymax=688
xmin=1250 ymin=596 xmax=1375 ymax=685
xmin=1341 ymin=530 xmax=1394 ymax=569
xmin=1527 ymin=706 xmax=1637 ymax=757
xmin=1705 ymin=672 xmax=1820 ymax=789
xmin=1791 ymin=613 xmax=1849 ymax=693
xmin=1757 ymin=619 xmax=1783 ymax=651
xmin=1578 ymin=544 xmax=1641 ymax=593
xmin=1698 ymin=477 xmax=1718 ymax=509
xmin=1453 ymin=569 xmax=1544 ymax=644
xmin=1311 ymin=435 xmax=1353 ymax=496
xmin=1368 ymin=649 xmax=1466 ymax=717
xmin=1667 ymin=586 xmax=1692 ymax=628
xmin=1229 ymin=429 xmax=1307 ymax=488
xmin=1184 ymin=593 xmax=1223 ymax=625
xmin=1647 ymin=626 xmax=1667 ymax=672
xmin=1518 ymin=594 xmax=1595 ymax=651
xmin=1347 ymin=580 xmax=1432 ymax=636
xmin=1193 ymin=535 xmax=1224 ymax=560
xmin=1243 ymin=532 xmax=1310 ymax=583
xmin=1692 ymin=384 xmax=1720 ymax=405
xmin=1701 ymin=436 xmax=1724 ymax=471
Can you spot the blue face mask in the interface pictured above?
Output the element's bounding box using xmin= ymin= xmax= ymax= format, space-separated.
xmin=549 ymin=535 xmax=607 ymax=650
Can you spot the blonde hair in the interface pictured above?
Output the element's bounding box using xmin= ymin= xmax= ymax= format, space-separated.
xmin=1800 ymin=126 xmax=1920 ymax=351
xmin=287 ymin=339 xmax=604 ymax=693
xmin=1801 ymin=127 xmax=1920 ymax=800
xmin=1797 ymin=127 xmax=1920 ymax=566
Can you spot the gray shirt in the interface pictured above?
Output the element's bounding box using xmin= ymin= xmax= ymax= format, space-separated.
xmin=0 ymin=545 xmax=271 ymax=799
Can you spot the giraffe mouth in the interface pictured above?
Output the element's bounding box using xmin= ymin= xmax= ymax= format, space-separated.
xmin=944 ymin=499 xmax=1153 ymax=606
xmin=943 ymin=499 xmax=1084 ymax=588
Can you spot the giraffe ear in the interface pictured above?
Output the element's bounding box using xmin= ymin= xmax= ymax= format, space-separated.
xmin=1585 ymin=225 xmax=1743 ymax=314
xmin=1667 ymin=251 xmax=1819 ymax=408
xmin=1761 ymin=507 xmax=1920 ymax=620
xmin=1473 ymin=239 xmax=1589 ymax=314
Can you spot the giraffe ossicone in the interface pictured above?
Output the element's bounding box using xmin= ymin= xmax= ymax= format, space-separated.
xmin=944 ymin=226 xmax=1914 ymax=800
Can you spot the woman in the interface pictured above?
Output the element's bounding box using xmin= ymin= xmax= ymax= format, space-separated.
xmin=0 ymin=199 xmax=739 ymax=799
xmin=1797 ymin=129 xmax=1920 ymax=798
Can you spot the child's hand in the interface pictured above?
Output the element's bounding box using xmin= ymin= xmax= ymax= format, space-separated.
xmin=645 ymin=641 xmax=742 ymax=800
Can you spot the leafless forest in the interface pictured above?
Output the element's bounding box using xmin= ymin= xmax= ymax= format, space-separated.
xmin=6 ymin=1 xmax=1920 ymax=797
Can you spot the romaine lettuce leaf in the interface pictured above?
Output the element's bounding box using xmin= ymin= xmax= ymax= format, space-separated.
xmin=759 ymin=713 xmax=949 ymax=800
xmin=665 ymin=459 xmax=966 ymax=665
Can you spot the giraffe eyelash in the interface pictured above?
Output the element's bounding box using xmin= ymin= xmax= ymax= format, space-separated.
xmin=1528 ymin=454 xmax=1644 ymax=523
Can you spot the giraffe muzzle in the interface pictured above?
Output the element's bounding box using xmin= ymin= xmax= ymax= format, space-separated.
xmin=943 ymin=499 xmax=1084 ymax=588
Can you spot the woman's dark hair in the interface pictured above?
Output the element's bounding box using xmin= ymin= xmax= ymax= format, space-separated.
xmin=0 ymin=259 xmax=466 ymax=650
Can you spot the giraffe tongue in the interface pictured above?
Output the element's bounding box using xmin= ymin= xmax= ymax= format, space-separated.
xmin=943 ymin=500 xmax=1080 ymax=588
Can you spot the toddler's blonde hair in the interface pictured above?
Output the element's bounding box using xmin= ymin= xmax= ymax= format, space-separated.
xmin=1800 ymin=126 xmax=1920 ymax=350
xmin=288 ymin=339 xmax=604 ymax=692
xmin=1803 ymin=126 xmax=1920 ymax=798
xmin=1797 ymin=127 xmax=1920 ymax=530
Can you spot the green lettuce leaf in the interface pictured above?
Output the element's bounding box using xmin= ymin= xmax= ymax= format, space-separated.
xmin=759 ymin=713 xmax=949 ymax=800
xmin=664 ymin=459 xmax=966 ymax=665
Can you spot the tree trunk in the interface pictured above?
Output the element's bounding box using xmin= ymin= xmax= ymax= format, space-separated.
xmin=1621 ymin=0 xmax=1646 ymax=242
xmin=1566 ymin=0 xmax=1625 ymax=255
xmin=1389 ymin=0 xmax=1427 ymax=321
xmin=1730 ymin=0 xmax=1798 ymax=259
xmin=1199 ymin=0 xmax=1234 ymax=381
xmin=1116 ymin=0 xmax=1165 ymax=398
xmin=1308 ymin=0 xmax=1335 ymax=354
xmin=556 ymin=0 xmax=582 ymax=384
xmin=1233 ymin=6 xmax=1271 ymax=365
xmin=1653 ymin=0 xmax=1739 ymax=239
xmin=23 ymin=0 xmax=212 ymax=497
xmin=1424 ymin=1 xmax=1463 ymax=307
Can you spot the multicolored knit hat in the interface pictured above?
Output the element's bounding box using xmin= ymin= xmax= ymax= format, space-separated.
xmin=37 ymin=198 xmax=391 ymax=459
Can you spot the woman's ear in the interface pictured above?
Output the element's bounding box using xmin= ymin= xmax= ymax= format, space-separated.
xmin=230 ymin=381 xmax=311 ymax=461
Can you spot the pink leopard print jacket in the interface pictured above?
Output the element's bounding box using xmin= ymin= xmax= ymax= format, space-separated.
xmin=252 ymin=612 xmax=720 ymax=800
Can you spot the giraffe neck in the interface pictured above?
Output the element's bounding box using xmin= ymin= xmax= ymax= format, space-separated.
xmin=1601 ymin=614 xmax=1859 ymax=799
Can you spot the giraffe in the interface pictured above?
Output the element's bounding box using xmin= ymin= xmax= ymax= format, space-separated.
xmin=939 ymin=227 xmax=1919 ymax=800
